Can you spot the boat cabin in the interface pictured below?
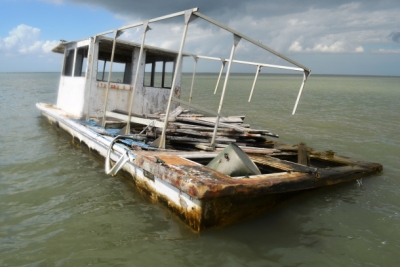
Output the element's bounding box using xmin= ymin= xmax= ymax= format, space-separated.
xmin=53 ymin=36 xmax=181 ymax=119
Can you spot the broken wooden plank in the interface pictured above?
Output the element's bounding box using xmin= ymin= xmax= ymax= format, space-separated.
xmin=173 ymin=122 xmax=238 ymax=132
xmin=177 ymin=113 xmax=205 ymax=117
xmin=106 ymin=111 xmax=164 ymax=128
xmin=197 ymin=116 xmax=244 ymax=123
xmin=175 ymin=117 xmax=249 ymax=132
xmin=112 ymin=109 xmax=160 ymax=119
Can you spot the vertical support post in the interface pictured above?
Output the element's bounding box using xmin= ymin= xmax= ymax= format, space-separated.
xmin=210 ymin=34 xmax=241 ymax=148
xmin=161 ymin=61 xmax=166 ymax=88
xmin=189 ymin=56 xmax=198 ymax=103
xmin=60 ymin=44 xmax=67 ymax=76
xmin=123 ymin=22 xmax=150 ymax=135
xmin=71 ymin=48 xmax=77 ymax=77
xmin=248 ymin=65 xmax=262 ymax=102
xmin=292 ymin=71 xmax=310 ymax=115
xmin=102 ymin=61 xmax=106 ymax=80
xmin=214 ymin=59 xmax=226 ymax=94
xmin=85 ymin=36 xmax=96 ymax=121
xmin=150 ymin=61 xmax=155 ymax=87
xmin=99 ymin=30 xmax=119 ymax=127
xmin=157 ymin=10 xmax=196 ymax=149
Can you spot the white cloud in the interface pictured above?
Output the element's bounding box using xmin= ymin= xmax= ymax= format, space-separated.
xmin=313 ymin=42 xmax=345 ymax=53
xmin=42 ymin=40 xmax=60 ymax=53
xmin=225 ymin=2 xmax=399 ymax=55
xmin=289 ymin=41 xmax=365 ymax=53
xmin=289 ymin=41 xmax=303 ymax=52
xmin=0 ymin=24 xmax=58 ymax=55
xmin=371 ymin=48 xmax=400 ymax=54
xmin=355 ymin=46 xmax=365 ymax=53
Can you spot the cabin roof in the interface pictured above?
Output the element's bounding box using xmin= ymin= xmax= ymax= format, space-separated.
xmin=52 ymin=35 xmax=191 ymax=60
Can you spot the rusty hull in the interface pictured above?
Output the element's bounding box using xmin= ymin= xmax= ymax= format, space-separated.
xmin=132 ymin=150 xmax=382 ymax=230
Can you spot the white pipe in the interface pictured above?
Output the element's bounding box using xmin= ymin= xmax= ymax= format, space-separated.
xmin=124 ymin=22 xmax=150 ymax=134
xmin=189 ymin=56 xmax=198 ymax=103
xmin=196 ymin=55 xmax=303 ymax=72
xmin=100 ymin=30 xmax=119 ymax=127
xmin=210 ymin=34 xmax=241 ymax=148
xmin=248 ymin=65 xmax=262 ymax=102
xmin=214 ymin=60 xmax=225 ymax=94
xmin=158 ymin=11 xmax=193 ymax=149
xmin=292 ymin=71 xmax=310 ymax=115
xmin=85 ymin=36 xmax=97 ymax=121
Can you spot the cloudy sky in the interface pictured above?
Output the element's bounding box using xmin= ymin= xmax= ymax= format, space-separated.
xmin=1 ymin=0 xmax=399 ymax=75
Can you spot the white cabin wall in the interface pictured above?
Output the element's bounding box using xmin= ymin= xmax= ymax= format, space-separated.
xmin=57 ymin=76 xmax=86 ymax=117
xmin=85 ymin=41 xmax=182 ymax=118
xmin=56 ymin=39 xmax=91 ymax=118
xmin=87 ymin=39 xmax=134 ymax=118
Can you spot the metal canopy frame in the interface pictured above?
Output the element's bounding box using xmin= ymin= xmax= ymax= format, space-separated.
xmin=84 ymin=7 xmax=311 ymax=149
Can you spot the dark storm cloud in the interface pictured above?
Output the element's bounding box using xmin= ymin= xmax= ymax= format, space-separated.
xmin=66 ymin=0 xmax=246 ymax=21
xmin=390 ymin=32 xmax=400 ymax=43
xmin=64 ymin=0 xmax=399 ymax=22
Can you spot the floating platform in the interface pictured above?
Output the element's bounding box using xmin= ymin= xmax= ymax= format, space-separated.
xmin=37 ymin=103 xmax=382 ymax=230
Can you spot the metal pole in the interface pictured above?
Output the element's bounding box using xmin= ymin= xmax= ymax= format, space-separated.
xmin=214 ymin=59 xmax=226 ymax=94
xmin=292 ymin=71 xmax=310 ymax=115
xmin=210 ymin=34 xmax=241 ymax=148
xmin=102 ymin=60 xmax=106 ymax=81
xmin=71 ymin=48 xmax=77 ymax=76
xmin=248 ymin=65 xmax=262 ymax=102
xmin=124 ymin=22 xmax=151 ymax=135
xmin=85 ymin=36 xmax=96 ymax=121
xmin=189 ymin=56 xmax=198 ymax=103
xmin=158 ymin=10 xmax=195 ymax=149
xmin=99 ymin=30 xmax=119 ymax=127
xmin=194 ymin=11 xmax=311 ymax=73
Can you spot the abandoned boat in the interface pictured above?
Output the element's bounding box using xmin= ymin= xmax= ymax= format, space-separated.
xmin=36 ymin=8 xmax=382 ymax=231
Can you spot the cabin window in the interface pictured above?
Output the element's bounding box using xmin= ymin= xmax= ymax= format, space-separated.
xmin=63 ymin=49 xmax=75 ymax=76
xmin=144 ymin=53 xmax=175 ymax=89
xmin=75 ymin=46 xmax=88 ymax=77
xmin=97 ymin=60 xmax=132 ymax=84
xmin=96 ymin=40 xmax=133 ymax=84
xmin=62 ymin=46 xmax=88 ymax=77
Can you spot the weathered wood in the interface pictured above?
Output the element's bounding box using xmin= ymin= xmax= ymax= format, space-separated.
xmin=176 ymin=117 xmax=249 ymax=132
xmin=297 ymin=142 xmax=309 ymax=166
xmin=173 ymin=122 xmax=237 ymax=132
xmin=249 ymin=154 xmax=312 ymax=173
xmin=195 ymin=144 xmax=214 ymax=151
xmin=112 ymin=109 xmax=160 ymax=119
xmin=178 ymin=113 xmax=204 ymax=117
xmin=197 ymin=116 xmax=244 ymax=123
xmin=106 ymin=111 xmax=165 ymax=128
xmin=216 ymin=132 xmax=263 ymax=138
xmin=216 ymin=145 xmax=280 ymax=154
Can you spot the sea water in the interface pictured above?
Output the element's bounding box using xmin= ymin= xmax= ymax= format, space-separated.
xmin=0 ymin=72 xmax=399 ymax=266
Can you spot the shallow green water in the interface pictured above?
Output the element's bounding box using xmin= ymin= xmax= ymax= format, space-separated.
xmin=0 ymin=72 xmax=399 ymax=266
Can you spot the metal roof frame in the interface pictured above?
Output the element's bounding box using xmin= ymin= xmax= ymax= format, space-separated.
xmin=54 ymin=7 xmax=311 ymax=149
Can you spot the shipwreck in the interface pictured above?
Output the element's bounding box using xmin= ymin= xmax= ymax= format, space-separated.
xmin=36 ymin=8 xmax=382 ymax=231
